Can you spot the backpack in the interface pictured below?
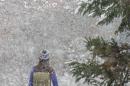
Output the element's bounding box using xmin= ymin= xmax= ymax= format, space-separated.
xmin=33 ymin=65 xmax=53 ymax=86
xmin=33 ymin=72 xmax=51 ymax=86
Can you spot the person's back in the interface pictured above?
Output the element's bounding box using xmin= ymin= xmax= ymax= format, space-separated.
xmin=28 ymin=50 xmax=58 ymax=86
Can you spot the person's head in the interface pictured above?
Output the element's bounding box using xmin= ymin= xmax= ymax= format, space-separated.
xmin=39 ymin=50 xmax=49 ymax=67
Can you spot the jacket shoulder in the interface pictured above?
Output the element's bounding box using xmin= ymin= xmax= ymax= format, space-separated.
xmin=47 ymin=66 xmax=55 ymax=73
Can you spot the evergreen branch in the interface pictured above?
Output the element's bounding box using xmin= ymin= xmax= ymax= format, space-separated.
xmin=76 ymin=0 xmax=130 ymax=33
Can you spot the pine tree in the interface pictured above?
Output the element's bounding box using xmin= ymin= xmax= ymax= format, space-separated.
xmin=69 ymin=0 xmax=130 ymax=86
xmin=69 ymin=37 xmax=130 ymax=86
xmin=76 ymin=0 xmax=130 ymax=33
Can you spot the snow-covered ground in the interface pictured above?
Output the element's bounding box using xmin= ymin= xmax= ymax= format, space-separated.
xmin=0 ymin=0 xmax=127 ymax=86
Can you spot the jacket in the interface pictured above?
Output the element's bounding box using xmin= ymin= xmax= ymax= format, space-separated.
xmin=28 ymin=66 xmax=58 ymax=86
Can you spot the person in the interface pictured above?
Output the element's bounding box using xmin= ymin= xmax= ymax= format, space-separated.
xmin=28 ymin=50 xmax=58 ymax=86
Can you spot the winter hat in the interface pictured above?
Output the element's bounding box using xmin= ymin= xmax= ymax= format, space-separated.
xmin=39 ymin=50 xmax=49 ymax=60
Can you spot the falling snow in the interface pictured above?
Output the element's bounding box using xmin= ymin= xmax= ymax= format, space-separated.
xmin=0 ymin=0 xmax=127 ymax=86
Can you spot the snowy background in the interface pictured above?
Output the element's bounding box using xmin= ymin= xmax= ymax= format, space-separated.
xmin=0 ymin=0 xmax=128 ymax=86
